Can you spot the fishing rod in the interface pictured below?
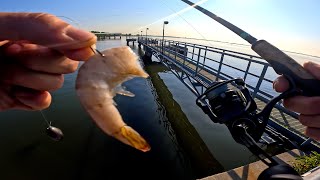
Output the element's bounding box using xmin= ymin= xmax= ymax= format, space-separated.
xmin=180 ymin=1 xmax=312 ymax=179
xmin=181 ymin=0 xmax=320 ymax=97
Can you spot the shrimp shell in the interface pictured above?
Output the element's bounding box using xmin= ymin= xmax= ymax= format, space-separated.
xmin=75 ymin=46 xmax=150 ymax=152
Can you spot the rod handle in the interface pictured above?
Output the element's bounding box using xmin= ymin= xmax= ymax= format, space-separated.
xmin=252 ymin=40 xmax=320 ymax=96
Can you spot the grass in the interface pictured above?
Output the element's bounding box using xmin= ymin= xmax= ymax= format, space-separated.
xmin=292 ymin=151 xmax=320 ymax=175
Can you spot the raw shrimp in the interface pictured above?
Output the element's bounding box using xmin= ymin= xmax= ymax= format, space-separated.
xmin=75 ymin=46 xmax=150 ymax=152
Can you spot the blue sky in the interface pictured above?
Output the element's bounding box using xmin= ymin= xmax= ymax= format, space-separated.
xmin=1 ymin=0 xmax=320 ymax=56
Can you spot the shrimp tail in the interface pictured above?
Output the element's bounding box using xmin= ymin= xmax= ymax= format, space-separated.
xmin=113 ymin=126 xmax=151 ymax=152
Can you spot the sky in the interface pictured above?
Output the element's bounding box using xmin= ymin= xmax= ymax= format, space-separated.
xmin=1 ymin=0 xmax=320 ymax=57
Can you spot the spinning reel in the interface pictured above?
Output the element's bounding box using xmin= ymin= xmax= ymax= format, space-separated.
xmin=196 ymin=77 xmax=302 ymax=180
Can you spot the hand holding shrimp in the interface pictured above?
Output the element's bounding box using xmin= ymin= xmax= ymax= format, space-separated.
xmin=76 ymin=47 xmax=151 ymax=152
xmin=0 ymin=12 xmax=96 ymax=111
xmin=0 ymin=12 xmax=150 ymax=150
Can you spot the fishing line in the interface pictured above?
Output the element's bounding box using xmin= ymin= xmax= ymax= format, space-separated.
xmin=158 ymin=0 xmax=243 ymax=78
xmin=35 ymin=15 xmax=81 ymax=141
xmin=159 ymin=0 xmax=211 ymax=44
xmin=135 ymin=0 xmax=208 ymax=32
xmin=39 ymin=110 xmax=51 ymax=127
xmin=37 ymin=16 xmax=77 ymax=141
xmin=136 ymin=0 xmax=248 ymax=48
xmin=38 ymin=109 xmax=64 ymax=141
xmin=132 ymin=2 xmax=318 ymax=60
xmin=57 ymin=15 xmax=82 ymax=28
xmin=12 ymin=15 xmax=88 ymax=52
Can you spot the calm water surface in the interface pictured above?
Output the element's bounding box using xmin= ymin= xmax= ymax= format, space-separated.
xmin=0 ymin=39 xmax=259 ymax=180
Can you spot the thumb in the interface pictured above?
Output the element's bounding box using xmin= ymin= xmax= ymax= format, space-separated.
xmin=303 ymin=61 xmax=320 ymax=80
xmin=0 ymin=12 xmax=96 ymax=50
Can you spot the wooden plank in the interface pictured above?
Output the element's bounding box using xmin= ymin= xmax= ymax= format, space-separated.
xmin=200 ymin=149 xmax=303 ymax=180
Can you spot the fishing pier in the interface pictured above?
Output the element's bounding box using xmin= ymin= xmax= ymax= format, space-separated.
xmin=138 ymin=36 xmax=320 ymax=151
xmin=92 ymin=32 xmax=122 ymax=40
xmin=137 ymin=36 xmax=320 ymax=178
xmin=126 ymin=38 xmax=136 ymax=45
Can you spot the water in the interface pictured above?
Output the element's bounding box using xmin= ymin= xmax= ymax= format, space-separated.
xmin=0 ymin=39 xmax=273 ymax=180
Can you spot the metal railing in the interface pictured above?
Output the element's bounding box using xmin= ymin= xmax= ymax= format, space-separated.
xmin=140 ymin=37 xmax=292 ymax=113
xmin=138 ymin=37 xmax=320 ymax=150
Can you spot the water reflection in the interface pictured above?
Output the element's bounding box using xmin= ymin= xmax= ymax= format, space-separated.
xmin=144 ymin=61 xmax=225 ymax=178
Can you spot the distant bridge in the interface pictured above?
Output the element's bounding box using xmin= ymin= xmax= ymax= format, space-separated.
xmin=92 ymin=32 xmax=122 ymax=40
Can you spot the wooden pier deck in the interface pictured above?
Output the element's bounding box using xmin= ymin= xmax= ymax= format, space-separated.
xmin=200 ymin=149 xmax=304 ymax=180
xmin=149 ymin=44 xmax=307 ymax=138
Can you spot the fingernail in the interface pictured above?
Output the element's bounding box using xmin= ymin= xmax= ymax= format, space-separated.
xmin=273 ymin=78 xmax=279 ymax=90
xmin=305 ymin=61 xmax=320 ymax=69
xmin=65 ymin=26 xmax=95 ymax=41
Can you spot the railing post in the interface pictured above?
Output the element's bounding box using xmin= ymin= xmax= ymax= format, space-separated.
xmin=161 ymin=38 xmax=164 ymax=54
xmin=183 ymin=42 xmax=187 ymax=65
xmin=163 ymin=40 xmax=166 ymax=56
xmin=170 ymin=41 xmax=173 ymax=57
xmin=202 ymin=46 xmax=207 ymax=68
xmin=192 ymin=44 xmax=195 ymax=60
xmin=216 ymin=51 xmax=225 ymax=81
xmin=175 ymin=42 xmax=179 ymax=60
xmin=167 ymin=41 xmax=170 ymax=56
xmin=195 ymin=48 xmax=201 ymax=76
xmin=244 ymin=56 xmax=252 ymax=81
xmin=252 ymin=65 xmax=268 ymax=98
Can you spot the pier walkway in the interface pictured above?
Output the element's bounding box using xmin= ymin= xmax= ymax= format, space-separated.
xmin=137 ymin=36 xmax=319 ymax=151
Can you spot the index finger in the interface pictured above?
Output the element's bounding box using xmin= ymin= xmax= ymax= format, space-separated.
xmin=0 ymin=13 xmax=96 ymax=51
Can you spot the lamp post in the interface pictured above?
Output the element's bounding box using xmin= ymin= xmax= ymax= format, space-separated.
xmin=146 ymin=28 xmax=149 ymax=45
xmin=162 ymin=21 xmax=169 ymax=54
